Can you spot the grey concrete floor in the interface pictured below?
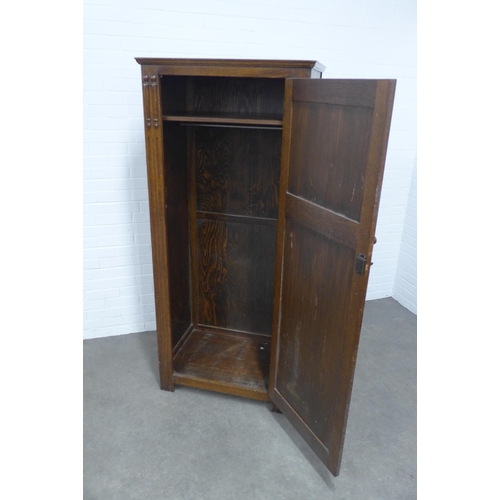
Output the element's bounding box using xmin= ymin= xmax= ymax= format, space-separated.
xmin=83 ymin=297 xmax=416 ymax=500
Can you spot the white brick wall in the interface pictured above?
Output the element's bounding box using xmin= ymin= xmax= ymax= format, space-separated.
xmin=393 ymin=163 xmax=417 ymax=313
xmin=83 ymin=0 xmax=417 ymax=338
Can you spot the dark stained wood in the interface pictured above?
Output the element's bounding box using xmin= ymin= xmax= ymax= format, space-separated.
xmin=192 ymin=323 xmax=273 ymax=340
xmin=157 ymin=66 xmax=311 ymax=78
xmin=187 ymin=127 xmax=200 ymax=329
xmin=193 ymin=119 xmax=277 ymax=332
xmin=136 ymin=58 xmax=325 ymax=71
xmin=196 ymin=211 xmax=277 ymax=227
xmin=161 ymin=75 xmax=285 ymax=126
xmin=288 ymin=100 xmax=373 ymax=222
xmin=187 ymin=124 xmax=281 ymax=336
xmin=196 ymin=220 xmax=276 ymax=335
xmin=269 ymin=78 xmax=396 ymax=476
xmin=160 ymin=75 xmax=188 ymax=115
xmin=269 ymin=78 xmax=294 ymax=398
xmin=194 ymin=126 xmax=281 ymax=219
xmin=190 ymin=77 xmax=284 ymax=116
xmin=137 ymin=59 xmax=323 ymax=398
xmin=163 ymin=112 xmax=283 ymax=127
xmin=293 ymin=79 xmax=378 ymax=107
xmin=275 ymin=218 xmax=355 ymax=452
xmin=163 ymin=123 xmax=191 ymax=348
xmin=135 ymin=58 xmax=326 ymax=79
xmin=172 ymin=324 xmax=194 ymax=357
xmin=285 ymin=192 xmax=358 ymax=250
xmin=136 ymin=58 xmax=397 ymax=478
xmin=271 ymin=390 xmax=329 ymax=464
xmin=173 ymin=329 xmax=271 ymax=401
xmin=140 ymin=65 xmax=174 ymax=391
xmin=331 ymin=79 xmax=396 ymax=475
xmin=270 ymin=403 xmax=282 ymax=413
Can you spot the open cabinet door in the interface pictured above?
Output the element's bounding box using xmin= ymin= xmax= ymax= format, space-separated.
xmin=269 ymin=78 xmax=396 ymax=476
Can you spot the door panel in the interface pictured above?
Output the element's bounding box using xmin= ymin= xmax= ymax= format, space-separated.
xmin=288 ymin=101 xmax=373 ymax=221
xmin=276 ymin=219 xmax=354 ymax=446
xmin=269 ymin=78 xmax=396 ymax=476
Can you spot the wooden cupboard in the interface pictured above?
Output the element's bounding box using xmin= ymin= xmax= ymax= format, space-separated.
xmin=135 ymin=58 xmax=396 ymax=476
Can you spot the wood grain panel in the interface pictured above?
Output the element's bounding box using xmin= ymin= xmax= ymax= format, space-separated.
xmin=288 ymin=102 xmax=373 ymax=222
xmin=194 ymin=127 xmax=281 ymax=219
xmin=157 ymin=66 xmax=318 ymax=78
xmin=141 ymin=65 xmax=174 ymax=391
xmin=163 ymin=112 xmax=283 ymax=127
xmin=190 ymin=77 xmax=285 ymax=116
xmin=197 ymin=220 xmax=276 ymax=335
xmin=293 ymin=79 xmax=377 ymax=107
xmin=275 ymin=219 xmax=355 ymax=447
xmin=136 ymin=58 xmax=324 ymax=73
xmin=196 ymin=211 xmax=277 ymax=227
xmin=285 ymin=192 xmax=358 ymax=250
xmin=163 ymin=123 xmax=192 ymax=348
xmin=271 ymin=388 xmax=329 ymax=465
xmin=173 ymin=329 xmax=270 ymax=400
xmin=270 ymin=78 xmax=396 ymax=476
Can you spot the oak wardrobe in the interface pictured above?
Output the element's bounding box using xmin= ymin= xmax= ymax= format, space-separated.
xmin=136 ymin=58 xmax=396 ymax=476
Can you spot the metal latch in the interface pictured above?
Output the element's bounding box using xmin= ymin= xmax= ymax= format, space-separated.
xmin=355 ymin=254 xmax=373 ymax=276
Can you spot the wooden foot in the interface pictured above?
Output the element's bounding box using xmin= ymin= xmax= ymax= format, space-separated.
xmin=271 ymin=403 xmax=282 ymax=413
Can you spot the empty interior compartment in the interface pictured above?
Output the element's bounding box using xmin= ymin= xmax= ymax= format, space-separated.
xmin=192 ymin=126 xmax=281 ymax=334
xmin=161 ymin=75 xmax=285 ymax=122
xmin=161 ymin=76 xmax=284 ymax=399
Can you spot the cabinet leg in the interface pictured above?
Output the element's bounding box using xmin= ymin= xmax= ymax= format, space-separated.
xmin=159 ymin=364 xmax=175 ymax=392
xmin=161 ymin=383 xmax=175 ymax=392
xmin=271 ymin=403 xmax=282 ymax=413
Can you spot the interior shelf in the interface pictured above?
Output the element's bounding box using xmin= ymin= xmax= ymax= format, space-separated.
xmin=196 ymin=211 xmax=278 ymax=226
xmin=173 ymin=329 xmax=271 ymax=401
xmin=163 ymin=111 xmax=283 ymax=128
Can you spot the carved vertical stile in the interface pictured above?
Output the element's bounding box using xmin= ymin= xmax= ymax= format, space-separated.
xmin=143 ymin=75 xmax=151 ymax=129
xmin=141 ymin=66 xmax=175 ymax=391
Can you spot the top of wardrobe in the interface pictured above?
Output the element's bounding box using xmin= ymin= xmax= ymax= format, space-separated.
xmin=135 ymin=58 xmax=326 ymax=78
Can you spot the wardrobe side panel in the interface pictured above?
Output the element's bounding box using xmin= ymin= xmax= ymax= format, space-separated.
xmin=163 ymin=122 xmax=192 ymax=347
xmin=141 ymin=65 xmax=174 ymax=391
